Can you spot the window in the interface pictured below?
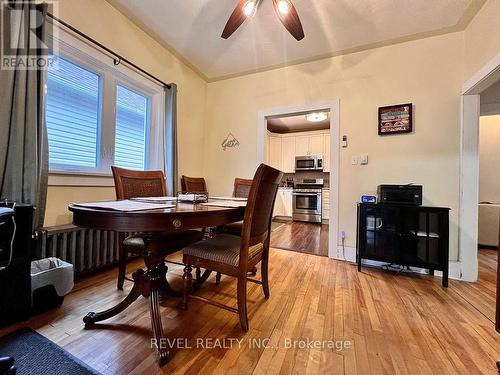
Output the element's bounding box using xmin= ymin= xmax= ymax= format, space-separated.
xmin=45 ymin=40 xmax=162 ymax=177
xmin=46 ymin=56 xmax=100 ymax=169
xmin=114 ymin=85 xmax=149 ymax=170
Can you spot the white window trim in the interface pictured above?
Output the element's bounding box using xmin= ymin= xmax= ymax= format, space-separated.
xmin=46 ymin=28 xmax=165 ymax=186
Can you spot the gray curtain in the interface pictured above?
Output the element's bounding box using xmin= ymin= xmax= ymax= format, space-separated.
xmin=0 ymin=2 xmax=49 ymax=228
xmin=164 ymin=83 xmax=178 ymax=196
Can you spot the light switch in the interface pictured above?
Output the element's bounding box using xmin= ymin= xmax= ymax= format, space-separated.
xmin=351 ymin=155 xmax=359 ymax=165
xmin=360 ymin=154 xmax=369 ymax=165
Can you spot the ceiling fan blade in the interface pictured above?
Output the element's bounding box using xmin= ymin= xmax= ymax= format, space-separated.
xmin=221 ymin=0 xmax=254 ymax=39
xmin=272 ymin=0 xmax=305 ymax=41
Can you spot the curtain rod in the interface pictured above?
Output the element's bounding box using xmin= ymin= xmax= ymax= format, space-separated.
xmin=47 ymin=12 xmax=171 ymax=89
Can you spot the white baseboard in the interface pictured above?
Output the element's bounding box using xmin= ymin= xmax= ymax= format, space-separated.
xmin=332 ymin=246 xmax=465 ymax=282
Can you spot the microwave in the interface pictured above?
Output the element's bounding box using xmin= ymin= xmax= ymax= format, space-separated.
xmin=295 ymin=155 xmax=323 ymax=171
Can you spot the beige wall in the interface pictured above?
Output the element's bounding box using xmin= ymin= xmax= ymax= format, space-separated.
xmin=203 ymin=33 xmax=464 ymax=259
xmin=44 ymin=0 xmax=207 ymax=226
xmin=45 ymin=186 xmax=115 ymax=226
xmin=464 ymin=0 xmax=500 ymax=79
xmin=44 ymin=0 xmax=500 ymax=263
xmin=479 ymin=115 xmax=500 ymax=203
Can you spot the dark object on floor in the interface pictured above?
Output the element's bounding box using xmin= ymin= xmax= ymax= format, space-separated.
xmin=0 ymin=356 xmax=15 ymax=375
xmin=0 ymin=328 xmax=101 ymax=375
xmin=0 ymin=203 xmax=34 ymax=327
xmin=357 ymin=203 xmax=450 ymax=287
xmin=31 ymin=285 xmax=64 ymax=314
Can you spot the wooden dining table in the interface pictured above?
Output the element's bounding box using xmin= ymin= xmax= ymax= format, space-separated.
xmin=68 ymin=201 xmax=245 ymax=366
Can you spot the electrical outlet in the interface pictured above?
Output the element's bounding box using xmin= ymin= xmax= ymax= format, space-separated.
xmin=351 ymin=155 xmax=358 ymax=165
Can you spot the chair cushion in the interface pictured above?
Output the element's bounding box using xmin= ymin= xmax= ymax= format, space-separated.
xmin=123 ymin=230 xmax=204 ymax=255
xmin=223 ymin=221 xmax=243 ymax=236
xmin=183 ymin=234 xmax=263 ymax=267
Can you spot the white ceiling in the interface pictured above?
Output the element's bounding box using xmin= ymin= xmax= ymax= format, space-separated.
xmin=267 ymin=112 xmax=330 ymax=133
xmin=110 ymin=0 xmax=476 ymax=80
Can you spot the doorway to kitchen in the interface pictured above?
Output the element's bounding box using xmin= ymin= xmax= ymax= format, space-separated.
xmin=474 ymin=83 xmax=500 ymax=325
xmin=460 ymin=53 xmax=500 ymax=282
xmin=460 ymin=53 xmax=500 ymax=332
xmin=257 ymin=101 xmax=340 ymax=258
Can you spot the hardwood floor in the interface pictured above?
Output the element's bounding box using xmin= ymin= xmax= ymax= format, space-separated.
xmin=453 ymin=248 xmax=497 ymax=323
xmin=1 ymin=249 xmax=499 ymax=374
xmin=271 ymin=221 xmax=329 ymax=257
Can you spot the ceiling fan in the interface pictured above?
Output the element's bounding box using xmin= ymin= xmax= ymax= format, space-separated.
xmin=221 ymin=0 xmax=305 ymax=41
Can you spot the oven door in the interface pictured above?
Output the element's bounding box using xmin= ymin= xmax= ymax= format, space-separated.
xmin=292 ymin=191 xmax=322 ymax=223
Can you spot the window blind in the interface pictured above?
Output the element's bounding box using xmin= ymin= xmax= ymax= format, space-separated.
xmin=114 ymin=85 xmax=148 ymax=170
xmin=46 ymin=56 xmax=100 ymax=169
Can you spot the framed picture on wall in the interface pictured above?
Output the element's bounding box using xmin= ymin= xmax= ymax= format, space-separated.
xmin=378 ymin=103 xmax=413 ymax=135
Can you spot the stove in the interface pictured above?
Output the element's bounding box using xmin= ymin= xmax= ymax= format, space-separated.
xmin=292 ymin=178 xmax=324 ymax=223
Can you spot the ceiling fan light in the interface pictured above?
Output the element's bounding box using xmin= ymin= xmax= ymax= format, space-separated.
xmin=305 ymin=112 xmax=329 ymax=122
xmin=243 ymin=1 xmax=257 ymax=17
xmin=277 ymin=0 xmax=290 ymax=15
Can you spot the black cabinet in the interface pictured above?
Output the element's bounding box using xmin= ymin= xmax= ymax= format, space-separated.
xmin=0 ymin=203 xmax=34 ymax=326
xmin=356 ymin=203 xmax=449 ymax=287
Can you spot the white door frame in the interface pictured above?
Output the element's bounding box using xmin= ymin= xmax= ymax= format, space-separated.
xmin=257 ymin=100 xmax=340 ymax=259
xmin=459 ymin=53 xmax=500 ymax=282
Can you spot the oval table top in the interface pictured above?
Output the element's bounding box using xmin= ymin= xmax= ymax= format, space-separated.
xmin=69 ymin=201 xmax=245 ymax=232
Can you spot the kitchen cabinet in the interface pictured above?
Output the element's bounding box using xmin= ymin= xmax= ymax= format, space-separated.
xmin=282 ymin=189 xmax=293 ymax=217
xmin=295 ymin=135 xmax=310 ymax=156
xmin=273 ymin=188 xmax=293 ymax=218
xmin=273 ymin=191 xmax=284 ymax=217
xmin=281 ymin=137 xmax=296 ymax=173
xmin=295 ymin=134 xmax=324 ymax=156
xmin=309 ymin=135 xmax=324 ymax=155
xmin=267 ymin=130 xmax=331 ymax=173
xmin=268 ymin=136 xmax=282 ymax=170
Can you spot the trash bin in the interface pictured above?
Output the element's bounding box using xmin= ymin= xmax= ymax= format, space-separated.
xmin=31 ymin=258 xmax=74 ymax=313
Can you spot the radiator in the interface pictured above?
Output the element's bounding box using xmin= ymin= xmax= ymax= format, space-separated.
xmin=36 ymin=225 xmax=130 ymax=275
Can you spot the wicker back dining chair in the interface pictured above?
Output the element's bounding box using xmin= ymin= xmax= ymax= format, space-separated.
xmin=224 ymin=177 xmax=253 ymax=237
xmin=232 ymin=178 xmax=253 ymax=198
xmin=181 ymin=176 xmax=207 ymax=193
xmin=111 ymin=166 xmax=203 ymax=290
xmin=181 ymin=164 xmax=283 ymax=331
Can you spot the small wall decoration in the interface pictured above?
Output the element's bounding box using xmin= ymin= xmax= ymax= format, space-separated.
xmin=221 ymin=133 xmax=240 ymax=151
xmin=378 ymin=103 xmax=413 ymax=135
